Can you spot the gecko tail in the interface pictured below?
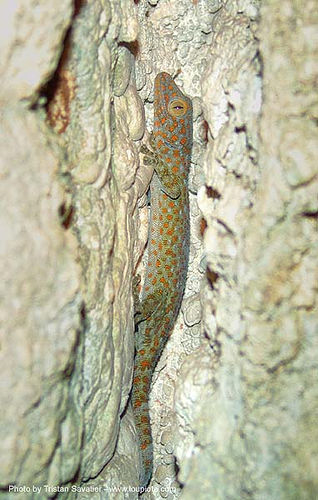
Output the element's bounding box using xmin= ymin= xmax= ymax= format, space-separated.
xmin=139 ymin=441 xmax=153 ymax=490
xmin=134 ymin=399 xmax=153 ymax=490
xmin=131 ymin=380 xmax=153 ymax=490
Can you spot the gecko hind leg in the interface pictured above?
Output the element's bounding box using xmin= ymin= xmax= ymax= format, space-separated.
xmin=133 ymin=275 xmax=166 ymax=325
xmin=133 ymin=275 xmax=142 ymax=320
xmin=133 ymin=277 xmax=164 ymax=319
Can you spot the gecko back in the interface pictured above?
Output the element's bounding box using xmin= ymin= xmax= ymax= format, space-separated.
xmin=132 ymin=72 xmax=193 ymax=489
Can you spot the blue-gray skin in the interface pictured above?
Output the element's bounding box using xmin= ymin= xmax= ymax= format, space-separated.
xmin=132 ymin=72 xmax=193 ymax=488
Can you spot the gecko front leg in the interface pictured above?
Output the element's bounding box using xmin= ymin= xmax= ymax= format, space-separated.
xmin=141 ymin=134 xmax=182 ymax=199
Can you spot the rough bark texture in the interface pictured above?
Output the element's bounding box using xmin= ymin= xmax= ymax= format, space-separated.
xmin=0 ymin=0 xmax=317 ymax=499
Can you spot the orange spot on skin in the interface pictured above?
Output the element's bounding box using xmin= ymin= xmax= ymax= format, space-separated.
xmin=135 ymin=400 xmax=142 ymax=407
xmin=167 ymin=229 xmax=174 ymax=236
xmin=152 ymin=277 xmax=157 ymax=285
xmin=160 ymin=277 xmax=166 ymax=284
xmin=161 ymin=117 xmax=166 ymax=124
xmin=167 ymin=214 xmax=173 ymax=220
xmin=164 ymin=222 xmax=169 ymax=228
xmin=154 ymin=120 xmax=160 ymax=127
xmin=139 ymin=349 xmax=145 ymax=355
xmin=173 ymin=150 xmax=180 ymax=158
xmin=172 ymin=166 xmax=178 ymax=174
xmin=156 ymin=259 xmax=161 ymax=267
xmin=169 ymin=201 xmax=175 ymax=208
xmin=141 ymin=360 xmax=150 ymax=368
xmin=180 ymin=126 xmax=186 ymax=134
xmin=180 ymin=137 xmax=187 ymax=145
xmin=171 ymin=135 xmax=178 ymax=142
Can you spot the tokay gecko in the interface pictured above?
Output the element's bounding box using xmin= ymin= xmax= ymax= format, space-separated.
xmin=132 ymin=72 xmax=193 ymax=488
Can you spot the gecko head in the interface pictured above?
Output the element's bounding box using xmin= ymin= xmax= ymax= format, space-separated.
xmin=153 ymin=72 xmax=193 ymax=166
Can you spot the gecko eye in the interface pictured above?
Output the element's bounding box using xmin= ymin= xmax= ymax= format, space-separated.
xmin=168 ymin=98 xmax=188 ymax=117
